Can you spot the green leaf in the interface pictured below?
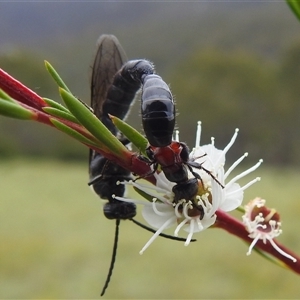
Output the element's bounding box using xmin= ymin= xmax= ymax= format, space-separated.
xmin=110 ymin=115 xmax=148 ymax=155
xmin=43 ymin=107 xmax=80 ymax=124
xmin=44 ymin=61 xmax=71 ymax=93
xmin=43 ymin=97 xmax=70 ymax=113
xmin=286 ymin=0 xmax=300 ymax=21
xmin=51 ymin=118 xmax=99 ymax=147
xmin=0 ymin=89 xmax=15 ymax=103
xmin=0 ymin=99 xmax=33 ymax=119
xmin=59 ymin=88 xmax=128 ymax=156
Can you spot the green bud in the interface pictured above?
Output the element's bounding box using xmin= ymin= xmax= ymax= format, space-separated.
xmin=44 ymin=61 xmax=71 ymax=93
xmin=51 ymin=118 xmax=99 ymax=147
xmin=110 ymin=114 xmax=148 ymax=155
xmin=43 ymin=97 xmax=70 ymax=113
xmin=0 ymin=99 xmax=33 ymax=120
xmin=0 ymin=89 xmax=15 ymax=102
xmin=43 ymin=107 xmax=80 ymax=124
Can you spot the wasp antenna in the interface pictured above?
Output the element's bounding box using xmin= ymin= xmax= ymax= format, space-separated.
xmin=201 ymin=165 xmax=225 ymax=189
xmin=101 ymin=219 xmax=121 ymax=297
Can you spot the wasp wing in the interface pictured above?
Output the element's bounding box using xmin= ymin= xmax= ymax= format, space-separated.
xmin=89 ymin=34 xmax=127 ymax=172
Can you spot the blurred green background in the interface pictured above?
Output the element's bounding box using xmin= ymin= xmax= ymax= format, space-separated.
xmin=1 ymin=1 xmax=300 ymax=298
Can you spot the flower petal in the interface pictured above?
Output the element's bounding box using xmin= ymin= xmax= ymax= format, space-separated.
xmin=142 ymin=202 xmax=175 ymax=229
xmin=221 ymin=183 xmax=243 ymax=211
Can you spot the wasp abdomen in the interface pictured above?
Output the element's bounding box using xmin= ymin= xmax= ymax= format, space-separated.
xmin=142 ymin=74 xmax=175 ymax=147
xmin=102 ymin=60 xmax=155 ymax=134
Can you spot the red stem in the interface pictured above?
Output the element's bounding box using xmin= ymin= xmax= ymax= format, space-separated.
xmin=215 ymin=210 xmax=300 ymax=274
xmin=0 ymin=69 xmax=48 ymax=110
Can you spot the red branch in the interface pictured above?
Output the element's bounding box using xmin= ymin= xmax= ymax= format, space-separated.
xmin=215 ymin=210 xmax=300 ymax=274
xmin=0 ymin=69 xmax=48 ymax=110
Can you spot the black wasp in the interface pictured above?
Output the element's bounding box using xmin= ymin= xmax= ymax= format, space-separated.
xmin=111 ymin=59 xmax=224 ymax=216
xmin=139 ymin=61 xmax=223 ymax=205
xmin=88 ymin=35 xmax=195 ymax=296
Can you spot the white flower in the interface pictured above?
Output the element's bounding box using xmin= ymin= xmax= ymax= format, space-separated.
xmin=115 ymin=121 xmax=262 ymax=254
xmin=242 ymin=197 xmax=296 ymax=262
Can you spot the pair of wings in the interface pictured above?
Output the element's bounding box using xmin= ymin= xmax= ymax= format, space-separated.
xmin=89 ymin=34 xmax=128 ymax=172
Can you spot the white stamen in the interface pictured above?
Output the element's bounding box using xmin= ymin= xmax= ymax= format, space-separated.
xmin=247 ymin=233 xmax=261 ymax=255
xmin=175 ymin=130 xmax=180 ymax=142
xmin=185 ymin=219 xmax=195 ymax=246
xmin=174 ymin=218 xmax=189 ymax=236
xmin=152 ymin=199 xmax=168 ymax=216
xmin=195 ymin=121 xmax=202 ymax=148
xmin=214 ymin=128 xmax=239 ymax=168
xmin=226 ymin=160 xmax=263 ymax=188
xmin=227 ymin=177 xmax=261 ymax=196
xmin=139 ymin=216 xmax=177 ymax=254
xmin=174 ymin=203 xmax=182 ymax=218
xmin=269 ymin=238 xmax=297 ymax=262
xmin=256 ymin=223 xmax=267 ymax=230
xmin=182 ymin=202 xmax=193 ymax=220
xmin=224 ymin=152 xmax=248 ymax=180
xmin=223 ymin=128 xmax=239 ymax=155
xmin=196 ymin=219 xmax=204 ymax=231
xmin=211 ymin=137 xmax=215 ymax=146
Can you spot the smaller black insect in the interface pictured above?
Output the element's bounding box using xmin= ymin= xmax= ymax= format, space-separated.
xmin=141 ymin=75 xmax=224 ymax=214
